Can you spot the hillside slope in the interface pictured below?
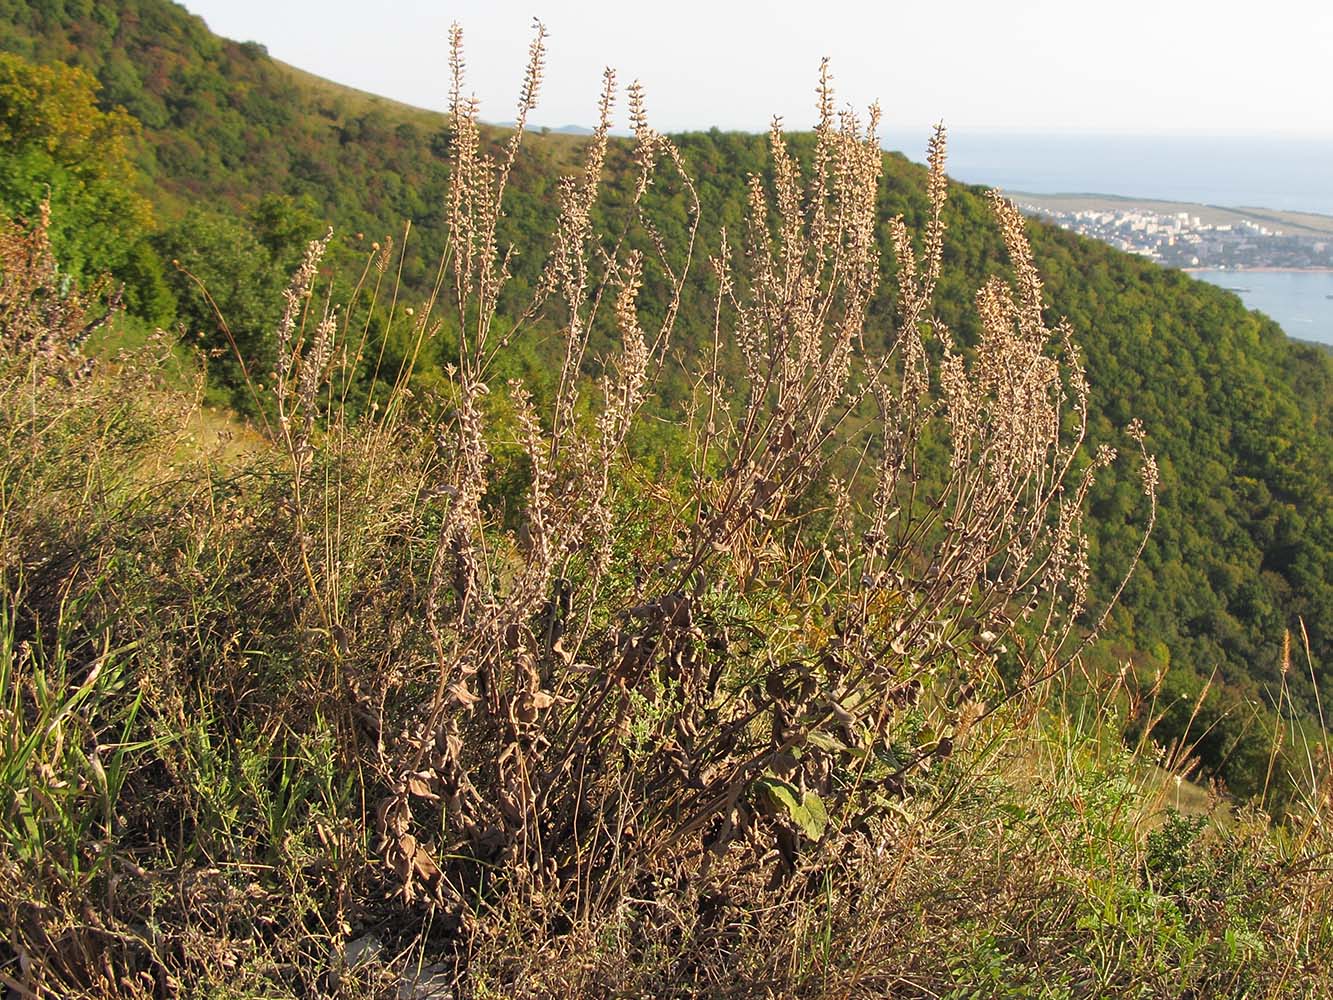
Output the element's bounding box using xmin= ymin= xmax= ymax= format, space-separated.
xmin=1 ymin=0 xmax=1330 ymax=790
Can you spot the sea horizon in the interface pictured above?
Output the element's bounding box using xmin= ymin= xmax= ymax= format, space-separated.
xmin=886 ymin=131 xmax=1333 ymax=216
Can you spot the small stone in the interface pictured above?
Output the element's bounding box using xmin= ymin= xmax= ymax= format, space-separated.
xmin=344 ymin=933 xmax=382 ymax=968
xmin=398 ymin=962 xmax=453 ymax=999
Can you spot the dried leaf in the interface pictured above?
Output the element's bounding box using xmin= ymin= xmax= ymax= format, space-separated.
xmin=406 ymin=775 xmax=439 ymax=800
xmin=551 ymin=635 xmax=574 ymax=665
xmin=531 ymin=690 xmax=556 ymax=710
xmin=412 ymin=844 xmax=442 ymax=882
xmin=447 ymin=681 xmax=480 ymax=707
xmin=515 ymin=694 xmax=538 ymax=724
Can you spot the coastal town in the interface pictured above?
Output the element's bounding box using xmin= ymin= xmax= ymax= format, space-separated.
xmin=1014 ymin=199 xmax=1333 ymax=270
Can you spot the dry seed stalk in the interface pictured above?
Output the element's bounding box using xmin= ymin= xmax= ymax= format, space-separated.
xmin=244 ymin=31 xmax=1156 ymax=926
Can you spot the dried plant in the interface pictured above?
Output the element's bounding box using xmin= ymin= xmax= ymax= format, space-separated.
xmin=0 ymin=199 xmax=120 ymax=367
xmin=374 ymin=21 xmax=703 ymax=917
xmin=296 ymin=31 xmax=1163 ymax=937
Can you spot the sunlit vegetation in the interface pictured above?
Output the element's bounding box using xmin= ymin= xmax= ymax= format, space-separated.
xmin=0 ymin=4 xmax=1330 ymax=996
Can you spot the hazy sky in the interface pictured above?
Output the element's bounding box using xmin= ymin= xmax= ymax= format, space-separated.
xmin=183 ymin=0 xmax=1332 ymax=138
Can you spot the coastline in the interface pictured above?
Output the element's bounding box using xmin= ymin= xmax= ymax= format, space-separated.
xmin=1185 ymin=269 xmax=1333 ymax=343
xmin=1182 ymin=266 xmax=1333 ymax=274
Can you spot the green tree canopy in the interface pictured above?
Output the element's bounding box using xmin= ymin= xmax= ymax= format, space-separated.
xmin=156 ymin=207 xmax=280 ymax=407
xmin=0 ymin=49 xmax=169 ymax=322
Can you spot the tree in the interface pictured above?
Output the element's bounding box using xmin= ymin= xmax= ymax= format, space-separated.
xmin=0 ymin=51 xmax=170 ymax=323
xmin=249 ymin=192 xmax=324 ymax=273
xmin=156 ymin=208 xmax=280 ymax=406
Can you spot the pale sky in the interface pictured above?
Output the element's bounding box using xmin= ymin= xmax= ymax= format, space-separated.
xmin=183 ymin=0 xmax=1332 ymax=138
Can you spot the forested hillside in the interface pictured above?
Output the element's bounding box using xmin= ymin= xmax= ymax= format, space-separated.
xmin=1 ymin=0 xmax=1330 ymax=794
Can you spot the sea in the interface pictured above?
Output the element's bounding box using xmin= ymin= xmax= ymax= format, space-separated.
xmin=1191 ymin=270 xmax=1333 ymax=347
xmin=883 ymin=131 xmax=1333 ymax=345
xmin=889 ymin=132 xmax=1333 ymax=215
